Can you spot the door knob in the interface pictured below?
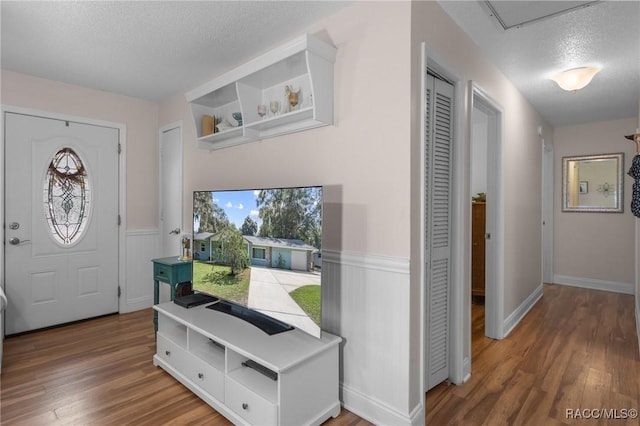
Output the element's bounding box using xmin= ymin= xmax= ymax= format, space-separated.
xmin=169 ymin=228 xmax=181 ymax=235
xmin=9 ymin=237 xmax=30 ymax=245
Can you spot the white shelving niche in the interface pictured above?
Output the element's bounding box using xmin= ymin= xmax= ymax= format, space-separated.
xmin=186 ymin=33 xmax=336 ymax=150
xmin=153 ymin=302 xmax=342 ymax=426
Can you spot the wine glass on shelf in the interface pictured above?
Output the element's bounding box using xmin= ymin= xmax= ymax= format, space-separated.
xmin=269 ymin=101 xmax=280 ymax=117
xmin=257 ymin=104 xmax=266 ymax=119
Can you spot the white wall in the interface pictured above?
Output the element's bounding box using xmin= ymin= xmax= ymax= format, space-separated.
xmin=159 ymin=3 xmax=422 ymax=424
xmin=162 ymin=6 xmax=413 ymax=259
xmin=410 ymin=1 xmax=550 ymax=389
xmin=553 ymin=117 xmax=637 ymax=293
xmin=410 ymin=1 xmax=548 ymax=319
xmin=159 ymin=1 xmax=554 ymax=422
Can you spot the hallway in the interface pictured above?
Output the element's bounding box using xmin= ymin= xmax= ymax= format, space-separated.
xmin=426 ymin=284 xmax=640 ymax=425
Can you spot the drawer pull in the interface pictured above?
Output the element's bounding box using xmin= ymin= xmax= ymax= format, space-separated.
xmin=242 ymin=403 xmax=249 ymax=410
xmin=165 ymin=350 xmax=171 ymax=356
xmin=198 ymin=373 xmax=204 ymax=379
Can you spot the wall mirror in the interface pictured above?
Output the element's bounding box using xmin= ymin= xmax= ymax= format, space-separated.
xmin=562 ymin=153 xmax=624 ymax=213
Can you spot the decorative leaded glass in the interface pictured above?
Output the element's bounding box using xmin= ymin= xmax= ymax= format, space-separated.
xmin=43 ymin=147 xmax=91 ymax=245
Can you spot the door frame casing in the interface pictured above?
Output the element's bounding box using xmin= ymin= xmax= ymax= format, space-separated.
xmin=541 ymin=138 xmax=554 ymax=283
xmin=158 ymin=121 xmax=183 ymax=258
xmin=470 ymin=83 xmax=505 ymax=341
xmin=1 ymin=105 xmax=127 ymax=312
xmin=421 ymin=44 xmax=469 ymax=387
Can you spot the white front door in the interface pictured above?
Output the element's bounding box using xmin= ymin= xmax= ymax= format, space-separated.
xmin=4 ymin=112 xmax=119 ymax=335
xmin=159 ymin=124 xmax=183 ymax=257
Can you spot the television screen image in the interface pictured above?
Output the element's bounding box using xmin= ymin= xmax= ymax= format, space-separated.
xmin=192 ymin=186 xmax=323 ymax=338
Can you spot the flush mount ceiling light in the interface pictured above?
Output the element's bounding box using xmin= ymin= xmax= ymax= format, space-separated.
xmin=551 ymin=67 xmax=601 ymax=91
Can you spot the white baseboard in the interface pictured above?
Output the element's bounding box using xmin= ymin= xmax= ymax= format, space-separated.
xmin=503 ymin=284 xmax=543 ymax=337
xmin=342 ymin=383 xmax=424 ymax=426
xmin=553 ymin=275 xmax=633 ymax=295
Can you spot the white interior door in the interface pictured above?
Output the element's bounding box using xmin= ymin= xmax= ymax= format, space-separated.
xmin=425 ymin=74 xmax=454 ymax=391
xmin=542 ymin=139 xmax=554 ymax=283
xmin=159 ymin=124 xmax=183 ymax=258
xmin=4 ymin=112 xmax=119 ymax=334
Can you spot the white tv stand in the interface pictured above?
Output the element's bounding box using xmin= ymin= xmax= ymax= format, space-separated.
xmin=153 ymin=302 xmax=342 ymax=425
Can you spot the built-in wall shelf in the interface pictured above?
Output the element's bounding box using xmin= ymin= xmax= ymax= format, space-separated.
xmin=185 ymin=33 xmax=336 ymax=151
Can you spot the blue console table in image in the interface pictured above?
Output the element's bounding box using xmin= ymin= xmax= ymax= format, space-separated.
xmin=152 ymin=256 xmax=192 ymax=331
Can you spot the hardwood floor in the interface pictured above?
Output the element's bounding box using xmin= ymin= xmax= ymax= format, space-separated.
xmin=0 ymin=309 xmax=371 ymax=425
xmin=426 ymin=284 xmax=640 ymax=425
xmin=3 ymin=284 xmax=638 ymax=425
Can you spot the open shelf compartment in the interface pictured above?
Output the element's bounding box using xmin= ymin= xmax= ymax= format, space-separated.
xmin=188 ymin=329 xmax=225 ymax=371
xmin=158 ymin=315 xmax=187 ymax=348
xmin=185 ymin=33 xmax=335 ymax=151
xmin=226 ymin=349 xmax=277 ymax=405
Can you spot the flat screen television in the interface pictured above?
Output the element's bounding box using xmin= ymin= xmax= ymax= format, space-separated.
xmin=191 ymin=186 xmax=323 ymax=338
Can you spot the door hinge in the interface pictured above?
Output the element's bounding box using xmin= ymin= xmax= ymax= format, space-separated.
xmin=118 ymin=286 xmax=121 ymax=298
xmin=117 ymin=215 xmax=121 ymax=226
xmin=118 ymin=143 xmax=122 ymax=154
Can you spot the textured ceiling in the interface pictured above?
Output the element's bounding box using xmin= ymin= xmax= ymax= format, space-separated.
xmin=439 ymin=0 xmax=640 ymax=127
xmin=1 ymin=1 xmax=350 ymax=102
xmin=1 ymin=1 xmax=638 ymax=128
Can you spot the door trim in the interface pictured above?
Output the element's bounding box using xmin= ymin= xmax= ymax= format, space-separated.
xmin=470 ymin=83 xmax=505 ymax=340
xmin=1 ymin=105 xmax=127 ymax=313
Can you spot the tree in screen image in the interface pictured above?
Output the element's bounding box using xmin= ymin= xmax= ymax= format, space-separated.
xmin=240 ymin=216 xmax=258 ymax=236
xmin=193 ymin=191 xmax=229 ymax=233
xmin=256 ymin=187 xmax=322 ymax=249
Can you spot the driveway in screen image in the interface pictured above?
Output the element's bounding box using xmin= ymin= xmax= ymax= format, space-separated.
xmin=247 ymin=266 xmax=321 ymax=337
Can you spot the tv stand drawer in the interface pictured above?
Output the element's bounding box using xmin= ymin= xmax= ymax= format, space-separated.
xmin=186 ymin=355 xmax=225 ymax=401
xmin=156 ymin=333 xmax=189 ymax=368
xmin=226 ymin=378 xmax=277 ymax=425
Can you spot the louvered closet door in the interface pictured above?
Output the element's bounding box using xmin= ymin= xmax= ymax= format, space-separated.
xmin=425 ymin=74 xmax=454 ymax=391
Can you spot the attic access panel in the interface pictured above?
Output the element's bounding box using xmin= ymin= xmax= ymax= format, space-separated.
xmin=483 ymin=0 xmax=600 ymax=30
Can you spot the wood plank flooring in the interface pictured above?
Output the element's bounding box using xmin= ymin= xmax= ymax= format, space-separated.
xmin=3 ymin=284 xmax=638 ymax=425
xmin=0 ymin=309 xmax=371 ymax=425
xmin=426 ymin=284 xmax=640 ymax=425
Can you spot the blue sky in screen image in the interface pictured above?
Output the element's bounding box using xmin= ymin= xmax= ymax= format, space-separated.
xmin=212 ymin=190 xmax=261 ymax=229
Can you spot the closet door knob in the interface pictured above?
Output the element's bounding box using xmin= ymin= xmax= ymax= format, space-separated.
xmin=242 ymin=403 xmax=249 ymax=410
xmin=165 ymin=350 xmax=171 ymax=356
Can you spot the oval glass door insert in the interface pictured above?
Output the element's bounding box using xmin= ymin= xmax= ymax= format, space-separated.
xmin=44 ymin=147 xmax=91 ymax=245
